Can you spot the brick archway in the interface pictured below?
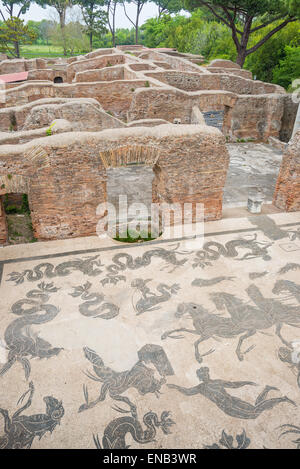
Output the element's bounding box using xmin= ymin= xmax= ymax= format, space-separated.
xmin=0 ymin=174 xmax=29 ymax=196
xmin=99 ymin=145 xmax=160 ymax=168
xmin=0 ymin=174 xmax=31 ymax=245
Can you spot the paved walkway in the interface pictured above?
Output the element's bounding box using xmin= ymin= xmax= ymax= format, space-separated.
xmin=0 ymin=212 xmax=300 ymax=449
xmin=224 ymin=143 xmax=283 ymax=207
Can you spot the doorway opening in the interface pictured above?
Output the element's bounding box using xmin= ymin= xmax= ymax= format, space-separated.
xmin=54 ymin=76 xmax=63 ymax=84
xmin=107 ymin=164 xmax=162 ymax=242
xmin=2 ymin=194 xmax=36 ymax=244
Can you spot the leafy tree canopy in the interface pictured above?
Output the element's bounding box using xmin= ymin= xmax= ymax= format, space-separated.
xmin=183 ymin=0 xmax=299 ymax=66
xmin=0 ymin=16 xmax=37 ymax=56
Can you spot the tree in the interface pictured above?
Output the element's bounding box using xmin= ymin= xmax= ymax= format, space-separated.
xmin=39 ymin=18 xmax=56 ymax=44
xmin=50 ymin=20 xmax=90 ymax=53
xmin=0 ymin=0 xmax=31 ymax=21
xmin=76 ymin=0 xmax=108 ymax=50
xmin=38 ymin=0 xmax=72 ymax=55
xmin=0 ymin=16 xmax=37 ymax=57
xmin=121 ymin=0 xmax=148 ymax=45
xmin=0 ymin=0 xmax=33 ymax=54
xmin=184 ymin=0 xmax=299 ymax=67
xmin=245 ymin=20 xmax=299 ymax=84
xmin=152 ymin=0 xmax=182 ymax=17
xmin=103 ymin=0 xmax=119 ymax=47
xmin=273 ymin=45 xmax=300 ymax=90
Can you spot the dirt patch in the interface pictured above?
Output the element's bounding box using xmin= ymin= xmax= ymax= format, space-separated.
xmin=6 ymin=213 xmax=36 ymax=244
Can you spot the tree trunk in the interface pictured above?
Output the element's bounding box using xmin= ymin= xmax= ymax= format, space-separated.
xmin=89 ymin=31 xmax=93 ymax=51
xmin=135 ymin=9 xmax=140 ymax=45
xmin=59 ymin=10 xmax=67 ymax=56
xmin=236 ymin=48 xmax=247 ymax=68
xmin=14 ymin=40 xmax=20 ymax=58
xmin=112 ymin=2 xmax=116 ymax=47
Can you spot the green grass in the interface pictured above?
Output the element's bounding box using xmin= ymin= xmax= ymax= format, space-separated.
xmin=19 ymin=44 xmax=77 ymax=58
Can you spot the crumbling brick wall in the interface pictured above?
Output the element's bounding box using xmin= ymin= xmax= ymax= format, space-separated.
xmin=273 ymin=130 xmax=300 ymax=211
xmin=0 ymin=125 xmax=229 ymax=240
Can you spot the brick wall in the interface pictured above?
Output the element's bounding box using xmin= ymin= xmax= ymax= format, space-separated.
xmin=273 ymin=130 xmax=300 ymax=211
xmin=0 ymin=125 xmax=229 ymax=240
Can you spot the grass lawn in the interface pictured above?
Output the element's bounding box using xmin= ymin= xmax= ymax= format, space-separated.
xmin=20 ymin=44 xmax=73 ymax=58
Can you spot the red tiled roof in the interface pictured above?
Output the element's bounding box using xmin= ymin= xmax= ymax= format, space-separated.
xmin=0 ymin=71 xmax=28 ymax=83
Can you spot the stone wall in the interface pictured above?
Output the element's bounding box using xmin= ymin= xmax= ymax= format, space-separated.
xmin=229 ymin=94 xmax=285 ymax=140
xmin=207 ymin=68 xmax=253 ymax=80
xmin=128 ymin=88 xmax=236 ymax=126
xmin=0 ymin=125 xmax=229 ymax=240
xmin=273 ymin=130 xmax=300 ymax=211
xmin=75 ymin=66 xmax=124 ymax=82
xmin=22 ymin=99 xmax=125 ymax=131
xmin=280 ymin=95 xmax=298 ymax=142
xmin=67 ymin=54 xmax=125 ymax=82
xmin=0 ymin=59 xmax=26 ymax=74
xmin=1 ymin=80 xmax=152 ymax=121
xmin=139 ymin=50 xmax=209 ymax=74
xmin=27 ymin=69 xmax=67 ymax=82
xmin=0 ymin=98 xmax=75 ymax=131
xmin=145 ymin=71 xmax=284 ymax=95
xmin=0 ymin=58 xmax=47 ymax=75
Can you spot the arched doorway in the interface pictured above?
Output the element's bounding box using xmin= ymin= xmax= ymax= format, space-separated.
xmin=54 ymin=76 xmax=63 ymax=84
xmin=99 ymin=145 xmax=162 ymax=241
xmin=0 ymin=175 xmax=35 ymax=245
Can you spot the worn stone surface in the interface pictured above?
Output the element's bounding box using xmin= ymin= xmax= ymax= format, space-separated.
xmin=0 ymin=212 xmax=300 ymax=448
xmin=224 ymin=143 xmax=283 ymax=208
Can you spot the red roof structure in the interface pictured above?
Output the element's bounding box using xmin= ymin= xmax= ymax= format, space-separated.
xmin=0 ymin=71 xmax=28 ymax=83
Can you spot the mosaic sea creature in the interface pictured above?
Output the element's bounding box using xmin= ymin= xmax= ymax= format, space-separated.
xmin=93 ymin=410 xmax=175 ymax=449
xmin=0 ymin=282 xmax=62 ymax=379
xmin=79 ymin=344 xmax=174 ymax=416
xmin=0 ymin=382 xmax=64 ymax=449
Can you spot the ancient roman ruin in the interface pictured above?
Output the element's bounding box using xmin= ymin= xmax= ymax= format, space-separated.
xmin=1 ymin=45 xmax=300 ymax=450
xmin=0 ymin=45 xmax=299 ymax=244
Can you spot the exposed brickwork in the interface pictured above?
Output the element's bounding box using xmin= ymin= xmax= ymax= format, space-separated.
xmin=273 ymin=130 xmax=300 ymax=211
xmin=0 ymin=125 xmax=229 ymax=240
xmin=0 ymin=46 xmax=297 ymax=245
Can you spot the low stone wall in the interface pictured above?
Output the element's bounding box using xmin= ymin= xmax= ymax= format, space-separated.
xmin=0 ymin=125 xmax=229 ymax=240
xmin=67 ymin=54 xmax=125 ymax=82
xmin=0 ymin=58 xmax=47 ymax=75
xmin=0 ymin=59 xmax=26 ymax=74
xmin=140 ymin=50 xmax=209 ymax=74
xmin=0 ymin=98 xmax=76 ymax=131
xmin=75 ymin=66 xmax=124 ymax=82
xmin=145 ymin=71 xmax=284 ymax=95
xmin=208 ymin=59 xmax=240 ymax=69
xmin=128 ymin=88 xmax=236 ymax=126
xmin=27 ymin=69 xmax=67 ymax=82
xmin=1 ymin=80 xmax=152 ymax=121
xmin=207 ymin=68 xmax=253 ymax=80
xmin=22 ymin=100 xmax=125 ymax=131
xmin=273 ymin=130 xmax=300 ymax=211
